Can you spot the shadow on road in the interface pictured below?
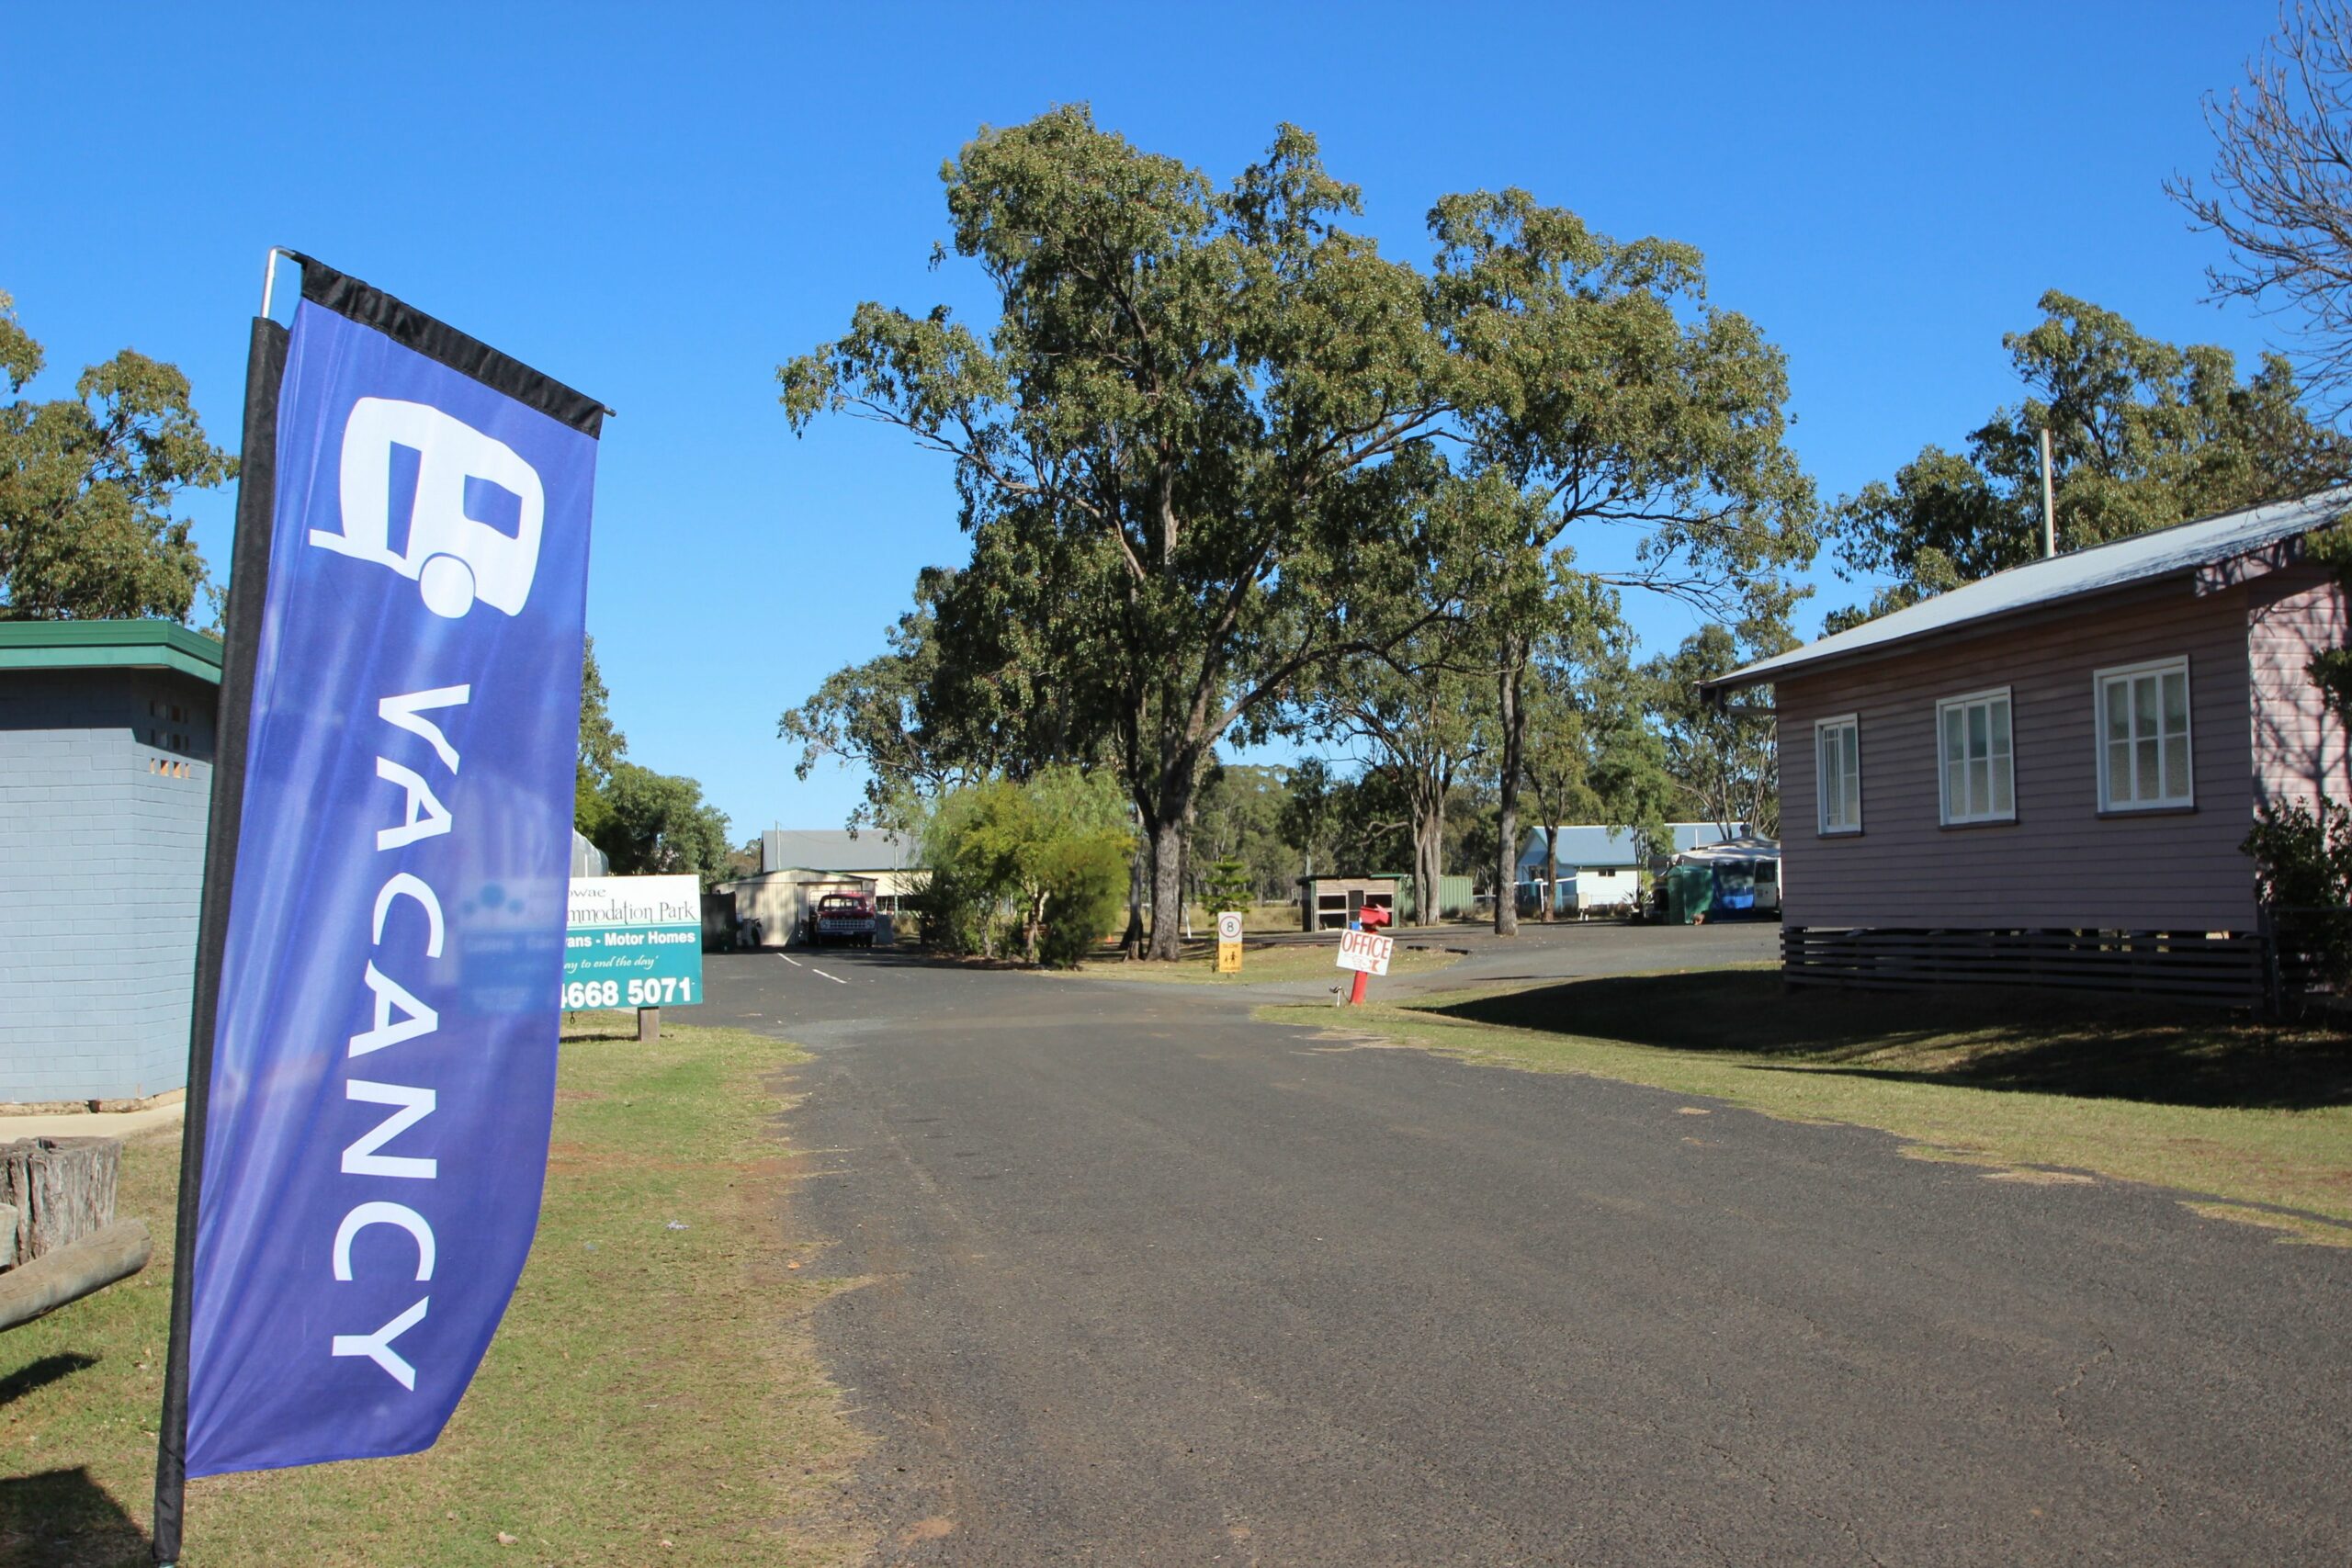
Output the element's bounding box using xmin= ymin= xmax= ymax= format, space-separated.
xmin=1426 ymin=969 xmax=2352 ymax=1111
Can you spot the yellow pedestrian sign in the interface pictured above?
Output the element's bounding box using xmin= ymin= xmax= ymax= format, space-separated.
xmin=1216 ymin=909 xmax=1243 ymax=973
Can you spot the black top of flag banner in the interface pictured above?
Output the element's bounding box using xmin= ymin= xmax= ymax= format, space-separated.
xmin=289 ymin=252 xmax=606 ymax=438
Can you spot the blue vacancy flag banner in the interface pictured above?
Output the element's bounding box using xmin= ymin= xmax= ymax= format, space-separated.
xmin=187 ymin=293 xmax=598 ymax=1475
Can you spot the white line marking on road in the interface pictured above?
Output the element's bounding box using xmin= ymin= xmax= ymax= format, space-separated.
xmin=809 ymin=967 xmax=850 ymax=985
xmin=777 ymin=953 xmax=804 ymax=967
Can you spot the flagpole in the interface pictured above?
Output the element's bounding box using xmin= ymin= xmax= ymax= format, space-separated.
xmin=152 ymin=260 xmax=291 ymax=1566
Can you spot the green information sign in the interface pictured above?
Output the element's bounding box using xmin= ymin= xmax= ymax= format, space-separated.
xmin=563 ymin=874 xmax=705 ymax=1010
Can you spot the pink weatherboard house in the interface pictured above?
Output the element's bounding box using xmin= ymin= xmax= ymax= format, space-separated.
xmin=1705 ymin=490 xmax=2352 ymax=1003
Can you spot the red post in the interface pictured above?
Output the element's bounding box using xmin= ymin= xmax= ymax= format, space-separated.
xmin=1343 ymin=917 xmax=1371 ymax=1005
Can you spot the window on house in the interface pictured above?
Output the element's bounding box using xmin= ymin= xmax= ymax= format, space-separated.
xmin=1938 ymin=688 xmax=2015 ymax=825
xmin=2097 ymin=658 xmax=2192 ymax=810
xmin=1815 ymin=716 xmax=1860 ymax=835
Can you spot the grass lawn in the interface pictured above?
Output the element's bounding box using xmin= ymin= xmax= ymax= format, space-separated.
xmin=1077 ymin=938 xmax=1464 ymax=987
xmin=1270 ymin=968 xmax=2352 ymax=1241
xmin=1 ymin=1018 xmax=866 ymax=1568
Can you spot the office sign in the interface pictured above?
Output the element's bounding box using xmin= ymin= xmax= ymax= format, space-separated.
xmin=564 ymin=875 xmax=705 ymax=1009
xmin=1336 ymin=928 xmax=1394 ymax=976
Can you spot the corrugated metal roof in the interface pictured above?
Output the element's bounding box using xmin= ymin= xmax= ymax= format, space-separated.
xmin=1516 ymin=822 xmax=1745 ymax=871
xmin=758 ymin=828 xmax=915 ymax=873
xmin=1711 ymin=486 xmax=2352 ymax=691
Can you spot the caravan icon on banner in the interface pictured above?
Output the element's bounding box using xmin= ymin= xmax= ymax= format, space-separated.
xmin=312 ymin=396 xmax=546 ymax=618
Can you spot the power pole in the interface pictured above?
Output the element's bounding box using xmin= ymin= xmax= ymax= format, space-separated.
xmin=2041 ymin=427 xmax=2057 ymax=558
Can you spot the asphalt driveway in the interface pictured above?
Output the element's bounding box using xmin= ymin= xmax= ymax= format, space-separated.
xmin=706 ymin=935 xmax=2349 ymax=1565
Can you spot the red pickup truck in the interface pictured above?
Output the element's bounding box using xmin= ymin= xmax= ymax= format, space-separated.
xmin=812 ymin=893 xmax=876 ymax=948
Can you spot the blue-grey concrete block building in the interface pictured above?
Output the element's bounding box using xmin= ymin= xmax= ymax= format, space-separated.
xmin=0 ymin=621 xmax=220 ymax=1105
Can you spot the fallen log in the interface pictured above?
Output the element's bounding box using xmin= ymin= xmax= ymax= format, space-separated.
xmin=0 ymin=1219 xmax=153 ymax=1332
xmin=2 ymin=1136 xmax=121 ymax=1262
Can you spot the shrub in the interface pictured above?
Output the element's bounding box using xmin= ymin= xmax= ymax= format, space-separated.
xmin=1203 ymin=858 xmax=1253 ymax=916
xmin=909 ymin=858 xmax=997 ymax=956
xmin=2244 ymin=793 xmax=2352 ymax=991
xmin=917 ymin=769 xmax=1136 ymax=965
xmin=1035 ymin=830 xmax=1131 ymax=966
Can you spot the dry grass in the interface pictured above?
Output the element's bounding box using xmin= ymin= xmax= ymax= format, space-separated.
xmin=1270 ymin=968 xmax=2352 ymax=1241
xmin=1180 ymin=902 xmax=1310 ymax=934
xmin=1 ymin=1020 xmax=868 ymax=1567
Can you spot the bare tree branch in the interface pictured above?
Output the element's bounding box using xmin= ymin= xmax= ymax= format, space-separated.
xmin=2170 ymin=1 xmax=2352 ymax=409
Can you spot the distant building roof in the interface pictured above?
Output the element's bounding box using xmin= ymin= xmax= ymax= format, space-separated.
xmin=1709 ymin=486 xmax=2352 ymax=693
xmin=1517 ymin=822 xmax=1745 ymax=871
xmin=758 ymin=828 xmax=918 ymax=874
xmin=726 ymin=867 xmax=876 ymax=882
xmin=0 ymin=619 xmax=222 ymax=683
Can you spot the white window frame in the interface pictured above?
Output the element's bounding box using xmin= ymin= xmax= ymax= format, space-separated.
xmin=1815 ymin=714 xmax=1861 ymax=836
xmin=2094 ymin=656 xmax=2194 ymax=812
xmin=1936 ymin=686 xmax=2017 ymax=827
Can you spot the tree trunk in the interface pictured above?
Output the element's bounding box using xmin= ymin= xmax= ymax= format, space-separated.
xmin=1543 ymin=824 xmax=1561 ymax=922
xmin=2 ymin=1137 xmax=120 ymax=1264
xmin=1122 ymin=840 xmax=1146 ymax=958
xmin=1414 ymin=804 xmax=1443 ymax=928
xmin=1494 ymin=646 xmax=1527 ymax=938
xmin=1152 ymin=818 xmax=1194 ymax=964
xmin=1143 ymin=738 xmax=1213 ymax=959
xmin=1179 ymin=818 xmax=1193 ymax=940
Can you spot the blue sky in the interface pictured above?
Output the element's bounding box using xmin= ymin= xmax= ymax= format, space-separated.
xmin=0 ymin=1 xmax=2304 ymax=837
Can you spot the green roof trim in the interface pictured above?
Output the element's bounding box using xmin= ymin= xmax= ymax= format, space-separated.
xmin=0 ymin=620 xmax=224 ymax=684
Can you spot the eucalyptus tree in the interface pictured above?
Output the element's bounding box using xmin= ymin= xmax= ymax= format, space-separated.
xmin=1277 ymin=756 xmax=1343 ymax=880
xmin=1826 ymin=292 xmax=2352 ymax=631
xmin=594 ymin=763 xmax=734 ymax=888
xmin=1517 ymin=615 xmax=1638 ymax=919
xmin=778 ymin=564 xmax=1078 ymax=833
xmin=1191 ymin=761 xmax=1297 ymax=903
xmin=574 ymin=636 xmax=628 ymax=840
xmin=1644 ymin=623 xmax=1788 ymax=841
xmin=782 ymin=108 xmax=1458 ymax=958
xmin=1301 ymin=626 xmax=1487 ymax=927
xmin=0 ymin=290 xmax=233 ymax=620
xmin=1589 ymin=710 xmax=1678 ymax=865
xmin=1429 ymin=194 xmax=1817 ymax=937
